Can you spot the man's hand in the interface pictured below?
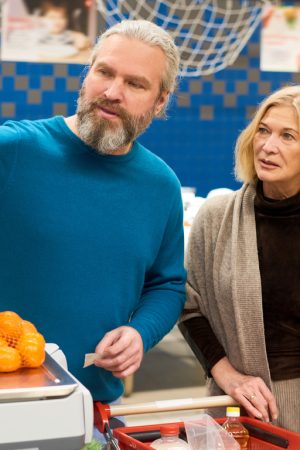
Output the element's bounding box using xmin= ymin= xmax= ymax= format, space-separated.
xmin=211 ymin=357 xmax=278 ymax=423
xmin=93 ymin=326 xmax=144 ymax=378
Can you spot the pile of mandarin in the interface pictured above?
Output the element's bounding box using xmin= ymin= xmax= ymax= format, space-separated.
xmin=0 ymin=311 xmax=45 ymax=372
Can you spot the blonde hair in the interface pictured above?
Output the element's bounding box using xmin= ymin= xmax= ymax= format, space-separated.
xmin=90 ymin=19 xmax=180 ymax=95
xmin=235 ymin=85 xmax=300 ymax=183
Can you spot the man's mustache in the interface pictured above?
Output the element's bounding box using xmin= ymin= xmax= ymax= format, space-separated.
xmin=86 ymin=98 xmax=129 ymax=121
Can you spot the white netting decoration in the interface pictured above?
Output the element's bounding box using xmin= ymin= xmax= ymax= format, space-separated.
xmin=96 ymin=0 xmax=273 ymax=77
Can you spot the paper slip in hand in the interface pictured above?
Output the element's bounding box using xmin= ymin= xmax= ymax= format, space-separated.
xmin=83 ymin=353 xmax=99 ymax=368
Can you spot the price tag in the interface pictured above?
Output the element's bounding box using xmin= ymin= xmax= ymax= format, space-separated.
xmin=83 ymin=352 xmax=98 ymax=367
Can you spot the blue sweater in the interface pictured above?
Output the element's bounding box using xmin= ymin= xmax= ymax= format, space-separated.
xmin=0 ymin=116 xmax=186 ymax=402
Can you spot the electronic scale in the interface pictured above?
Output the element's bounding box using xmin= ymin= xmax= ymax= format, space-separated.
xmin=0 ymin=343 xmax=93 ymax=450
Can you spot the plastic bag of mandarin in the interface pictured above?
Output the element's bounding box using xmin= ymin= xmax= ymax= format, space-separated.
xmin=0 ymin=311 xmax=45 ymax=372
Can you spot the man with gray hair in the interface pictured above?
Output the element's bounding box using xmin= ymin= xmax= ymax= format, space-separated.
xmin=0 ymin=19 xmax=185 ymax=441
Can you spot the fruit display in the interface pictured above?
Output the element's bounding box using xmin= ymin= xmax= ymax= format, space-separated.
xmin=0 ymin=311 xmax=45 ymax=372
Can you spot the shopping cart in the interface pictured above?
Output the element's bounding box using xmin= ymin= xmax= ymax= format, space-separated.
xmin=94 ymin=395 xmax=300 ymax=450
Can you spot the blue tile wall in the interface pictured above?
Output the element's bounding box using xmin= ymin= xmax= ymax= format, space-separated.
xmin=1 ymin=26 xmax=300 ymax=196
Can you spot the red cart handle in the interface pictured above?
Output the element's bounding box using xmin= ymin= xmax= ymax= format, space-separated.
xmin=94 ymin=401 xmax=111 ymax=433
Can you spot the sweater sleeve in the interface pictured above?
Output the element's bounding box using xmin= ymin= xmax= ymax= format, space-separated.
xmin=129 ymin=182 xmax=186 ymax=352
xmin=178 ymin=198 xmax=227 ymax=375
xmin=178 ymin=316 xmax=226 ymax=376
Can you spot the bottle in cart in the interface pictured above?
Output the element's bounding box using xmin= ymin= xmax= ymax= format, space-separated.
xmin=222 ymin=406 xmax=249 ymax=449
xmin=151 ymin=424 xmax=190 ymax=450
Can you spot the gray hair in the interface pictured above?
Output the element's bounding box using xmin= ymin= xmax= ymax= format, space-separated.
xmin=90 ymin=19 xmax=180 ymax=95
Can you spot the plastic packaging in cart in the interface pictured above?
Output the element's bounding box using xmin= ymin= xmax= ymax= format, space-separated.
xmin=184 ymin=414 xmax=239 ymax=450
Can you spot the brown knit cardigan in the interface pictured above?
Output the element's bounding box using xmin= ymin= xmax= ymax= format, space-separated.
xmin=180 ymin=182 xmax=272 ymax=417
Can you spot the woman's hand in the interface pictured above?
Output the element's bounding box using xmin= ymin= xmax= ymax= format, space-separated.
xmin=211 ymin=357 xmax=278 ymax=422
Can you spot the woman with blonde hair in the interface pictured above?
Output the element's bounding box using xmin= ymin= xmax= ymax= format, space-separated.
xmin=179 ymin=84 xmax=300 ymax=432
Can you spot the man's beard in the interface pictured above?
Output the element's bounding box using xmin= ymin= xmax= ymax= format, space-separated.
xmin=75 ymin=87 xmax=157 ymax=155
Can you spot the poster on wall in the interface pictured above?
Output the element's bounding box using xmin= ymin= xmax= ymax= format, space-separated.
xmin=0 ymin=0 xmax=97 ymax=64
xmin=260 ymin=5 xmax=300 ymax=72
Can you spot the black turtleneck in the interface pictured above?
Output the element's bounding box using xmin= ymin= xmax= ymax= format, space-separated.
xmin=255 ymin=181 xmax=300 ymax=380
